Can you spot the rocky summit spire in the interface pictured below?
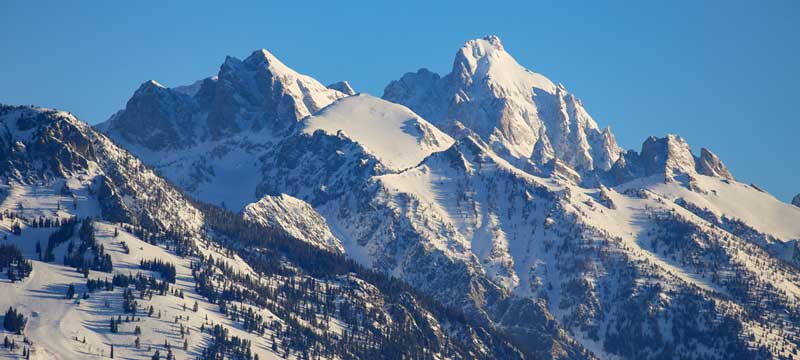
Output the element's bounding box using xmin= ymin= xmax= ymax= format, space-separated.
xmin=384 ymin=35 xmax=622 ymax=173
xmin=696 ymin=147 xmax=734 ymax=180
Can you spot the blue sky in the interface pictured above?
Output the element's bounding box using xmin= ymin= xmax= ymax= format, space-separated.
xmin=1 ymin=1 xmax=798 ymax=200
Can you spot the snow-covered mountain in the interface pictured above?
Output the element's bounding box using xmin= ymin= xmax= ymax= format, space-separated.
xmin=23 ymin=35 xmax=799 ymax=360
xmin=0 ymin=104 xmax=537 ymax=360
xmin=96 ymin=49 xmax=350 ymax=210
xmin=101 ymin=49 xmax=347 ymax=149
xmin=264 ymin=119 xmax=800 ymax=359
xmin=383 ymin=36 xmax=622 ymax=176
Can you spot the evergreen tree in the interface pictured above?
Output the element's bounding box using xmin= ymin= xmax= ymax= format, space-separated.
xmin=3 ymin=307 xmax=26 ymax=334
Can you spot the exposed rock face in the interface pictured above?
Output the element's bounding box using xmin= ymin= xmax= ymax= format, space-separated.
xmin=327 ymin=81 xmax=356 ymax=95
xmin=101 ymin=80 xmax=198 ymax=151
xmin=96 ymin=175 xmax=133 ymax=224
xmin=0 ymin=105 xmax=97 ymax=179
xmin=255 ymin=128 xmax=592 ymax=359
xmin=639 ymin=134 xmax=696 ymax=177
xmin=383 ymin=35 xmax=622 ymax=173
xmin=792 ymin=194 xmax=800 ymax=208
xmin=609 ymin=135 xmax=734 ymax=184
xmin=203 ymin=50 xmax=345 ymax=138
xmin=696 ymin=147 xmax=734 ymax=180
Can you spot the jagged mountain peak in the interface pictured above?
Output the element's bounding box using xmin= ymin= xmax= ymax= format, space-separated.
xmin=384 ymin=36 xmax=621 ymax=173
xmin=470 ymin=34 xmax=504 ymax=48
xmin=247 ymin=48 xmax=281 ymax=62
xmin=242 ymin=48 xmax=300 ymax=77
xmin=453 ymin=35 xmax=557 ymax=96
xmin=459 ymin=35 xmax=507 ymax=60
xmin=209 ymin=48 xmax=346 ymax=134
xmin=609 ymin=134 xmax=736 ymax=185
xmin=100 ymin=48 xmax=347 ymax=151
xmin=2 ymin=101 xmax=537 ymax=360
xmin=697 ymin=147 xmax=733 ymax=180
xmin=0 ymin=105 xmax=91 ymax=143
xmin=137 ymin=79 xmax=167 ymax=92
xmin=9 ymin=35 xmax=797 ymax=359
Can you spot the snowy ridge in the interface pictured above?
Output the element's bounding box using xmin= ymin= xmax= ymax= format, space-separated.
xmin=301 ymin=94 xmax=454 ymax=171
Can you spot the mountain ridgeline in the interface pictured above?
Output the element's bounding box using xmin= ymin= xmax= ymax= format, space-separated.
xmin=1 ymin=35 xmax=799 ymax=360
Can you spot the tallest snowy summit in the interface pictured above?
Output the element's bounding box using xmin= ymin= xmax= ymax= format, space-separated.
xmin=384 ymin=35 xmax=622 ymax=172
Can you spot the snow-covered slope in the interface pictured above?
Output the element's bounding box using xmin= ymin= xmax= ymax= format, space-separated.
xmin=634 ymin=175 xmax=800 ymax=241
xmin=301 ymin=94 xmax=454 ymax=171
xmin=0 ymin=218 xmax=286 ymax=360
